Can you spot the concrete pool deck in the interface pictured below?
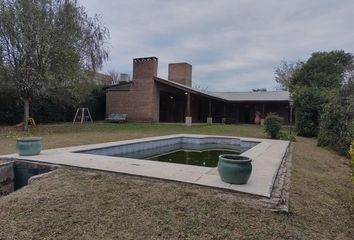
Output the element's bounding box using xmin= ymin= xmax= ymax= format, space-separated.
xmin=0 ymin=134 xmax=290 ymax=198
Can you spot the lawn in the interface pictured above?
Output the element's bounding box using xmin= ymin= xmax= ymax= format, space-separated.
xmin=0 ymin=122 xmax=267 ymax=154
xmin=0 ymin=123 xmax=353 ymax=239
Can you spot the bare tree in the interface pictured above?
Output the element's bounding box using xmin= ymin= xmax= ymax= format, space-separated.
xmin=193 ymin=84 xmax=208 ymax=91
xmin=275 ymin=61 xmax=303 ymax=90
xmin=108 ymin=69 xmax=120 ymax=84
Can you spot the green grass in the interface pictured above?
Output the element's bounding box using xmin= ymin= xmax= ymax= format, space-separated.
xmin=0 ymin=123 xmax=353 ymax=239
xmin=0 ymin=122 xmax=267 ymax=154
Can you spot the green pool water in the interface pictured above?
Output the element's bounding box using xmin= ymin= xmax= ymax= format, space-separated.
xmin=113 ymin=143 xmax=245 ymax=167
xmin=146 ymin=149 xmax=239 ymax=167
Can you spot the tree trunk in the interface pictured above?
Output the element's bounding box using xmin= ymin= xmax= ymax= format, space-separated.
xmin=23 ymin=98 xmax=29 ymax=131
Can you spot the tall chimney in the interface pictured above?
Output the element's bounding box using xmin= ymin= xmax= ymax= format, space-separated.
xmin=168 ymin=62 xmax=192 ymax=87
xmin=133 ymin=57 xmax=158 ymax=79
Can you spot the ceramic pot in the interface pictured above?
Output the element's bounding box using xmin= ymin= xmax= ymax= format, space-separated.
xmin=16 ymin=137 xmax=42 ymax=156
xmin=217 ymin=154 xmax=252 ymax=184
xmin=254 ymin=112 xmax=261 ymax=125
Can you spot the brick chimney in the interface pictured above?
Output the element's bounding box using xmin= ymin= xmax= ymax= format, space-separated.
xmin=133 ymin=57 xmax=158 ymax=79
xmin=168 ymin=62 xmax=192 ymax=87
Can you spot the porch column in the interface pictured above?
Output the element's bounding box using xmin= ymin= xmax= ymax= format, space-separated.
xmin=185 ymin=92 xmax=192 ymax=126
xmin=207 ymin=100 xmax=212 ymax=124
xmin=289 ymin=99 xmax=294 ymax=135
xmin=222 ymin=103 xmax=226 ymax=124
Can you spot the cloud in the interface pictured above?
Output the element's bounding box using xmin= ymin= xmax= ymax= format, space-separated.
xmin=80 ymin=0 xmax=354 ymax=91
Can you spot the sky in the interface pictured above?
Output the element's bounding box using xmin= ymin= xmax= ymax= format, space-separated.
xmin=80 ymin=0 xmax=354 ymax=91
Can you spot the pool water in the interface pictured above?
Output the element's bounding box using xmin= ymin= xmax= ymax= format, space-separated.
xmin=14 ymin=164 xmax=50 ymax=190
xmin=147 ymin=149 xmax=239 ymax=167
xmin=114 ymin=143 xmax=243 ymax=167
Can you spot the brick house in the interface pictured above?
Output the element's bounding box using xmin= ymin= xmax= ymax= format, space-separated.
xmin=105 ymin=57 xmax=292 ymax=125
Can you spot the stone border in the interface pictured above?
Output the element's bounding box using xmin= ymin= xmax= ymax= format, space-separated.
xmin=260 ymin=142 xmax=293 ymax=212
xmin=76 ymin=136 xmax=255 ymax=158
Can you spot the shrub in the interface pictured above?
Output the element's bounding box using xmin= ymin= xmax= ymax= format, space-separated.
xmin=289 ymin=51 xmax=354 ymax=137
xmin=0 ymin=85 xmax=106 ymax=124
xmin=264 ymin=114 xmax=283 ymax=139
xmin=350 ymin=141 xmax=354 ymax=183
xmin=0 ymin=88 xmax=23 ymax=124
xmin=30 ymin=96 xmax=76 ymax=123
xmin=82 ymin=88 xmax=106 ymax=121
xmin=278 ymin=131 xmax=296 ymax=141
xmin=318 ymin=81 xmax=354 ymax=155
xmin=292 ymin=87 xmax=325 ymax=137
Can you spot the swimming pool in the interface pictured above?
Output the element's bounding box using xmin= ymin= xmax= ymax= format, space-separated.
xmin=1 ymin=134 xmax=290 ymax=198
xmin=78 ymin=137 xmax=253 ymax=167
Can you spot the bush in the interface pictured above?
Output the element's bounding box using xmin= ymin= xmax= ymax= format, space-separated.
xmin=81 ymin=88 xmax=106 ymax=121
xmin=0 ymin=85 xmax=106 ymax=124
xmin=292 ymin=87 xmax=325 ymax=137
xmin=0 ymin=88 xmax=23 ymax=124
xmin=289 ymin=51 xmax=354 ymax=138
xmin=318 ymin=81 xmax=354 ymax=155
xmin=264 ymin=114 xmax=283 ymax=139
xmin=278 ymin=131 xmax=296 ymax=141
xmin=349 ymin=141 xmax=354 ymax=183
xmin=30 ymin=96 xmax=76 ymax=123
xmin=30 ymin=87 xmax=106 ymax=123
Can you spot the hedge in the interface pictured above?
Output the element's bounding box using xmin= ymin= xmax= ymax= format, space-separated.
xmin=0 ymin=88 xmax=106 ymax=124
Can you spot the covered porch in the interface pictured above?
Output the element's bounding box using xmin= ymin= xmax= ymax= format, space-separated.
xmin=155 ymin=77 xmax=291 ymax=125
xmin=157 ymin=80 xmax=225 ymax=125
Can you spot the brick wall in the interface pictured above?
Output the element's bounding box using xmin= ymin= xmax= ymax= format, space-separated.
xmin=106 ymin=81 xmax=157 ymax=122
xmin=106 ymin=57 xmax=159 ymax=122
xmin=168 ymin=63 xmax=192 ymax=87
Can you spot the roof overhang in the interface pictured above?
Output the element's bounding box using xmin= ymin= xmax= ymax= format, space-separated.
xmin=154 ymin=77 xmax=227 ymax=102
xmin=105 ymin=76 xmax=290 ymax=103
xmin=155 ymin=77 xmax=290 ymax=103
xmin=207 ymin=91 xmax=290 ymax=102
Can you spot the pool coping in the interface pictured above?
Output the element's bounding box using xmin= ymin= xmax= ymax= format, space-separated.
xmin=0 ymin=134 xmax=290 ymax=198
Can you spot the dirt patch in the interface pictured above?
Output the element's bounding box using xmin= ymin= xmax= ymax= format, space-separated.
xmin=0 ymin=137 xmax=353 ymax=239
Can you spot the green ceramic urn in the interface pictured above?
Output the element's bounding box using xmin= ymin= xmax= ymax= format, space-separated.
xmin=16 ymin=137 xmax=42 ymax=156
xmin=217 ymin=154 xmax=252 ymax=184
